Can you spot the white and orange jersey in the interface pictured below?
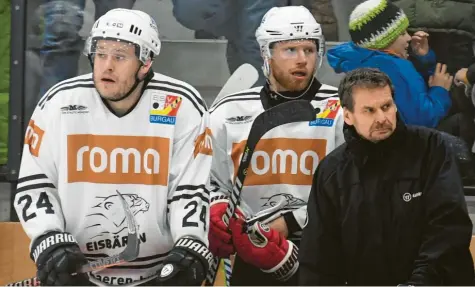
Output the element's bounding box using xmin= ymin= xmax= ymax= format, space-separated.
xmin=208 ymin=84 xmax=344 ymax=241
xmin=14 ymin=72 xmax=212 ymax=285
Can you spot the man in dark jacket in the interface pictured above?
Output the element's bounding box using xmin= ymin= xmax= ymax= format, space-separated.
xmin=298 ymin=67 xmax=474 ymax=286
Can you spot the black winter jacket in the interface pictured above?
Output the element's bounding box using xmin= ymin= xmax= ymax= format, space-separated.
xmin=298 ymin=121 xmax=474 ymax=285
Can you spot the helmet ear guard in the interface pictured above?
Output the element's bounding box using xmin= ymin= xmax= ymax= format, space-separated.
xmin=262 ymin=56 xmax=271 ymax=78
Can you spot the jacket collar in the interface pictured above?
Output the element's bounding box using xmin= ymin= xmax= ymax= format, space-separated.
xmin=344 ymin=114 xmax=407 ymax=166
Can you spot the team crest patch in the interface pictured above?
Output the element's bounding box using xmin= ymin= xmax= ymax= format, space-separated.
xmin=309 ymin=99 xmax=340 ymax=127
xmin=149 ymin=93 xmax=182 ymax=125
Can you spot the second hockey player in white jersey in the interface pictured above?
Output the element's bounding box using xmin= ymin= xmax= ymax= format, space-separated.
xmin=14 ymin=9 xmax=213 ymax=286
xmin=208 ymin=6 xmax=345 ymax=286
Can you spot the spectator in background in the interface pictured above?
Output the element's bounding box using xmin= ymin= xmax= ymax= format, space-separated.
xmin=309 ymin=0 xmax=338 ymax=41
xmin=455 ymin=64 xmax=475 ymax=116
xmin=455 ymin=64 xmax=475 ymax=88
xmin=332 ymin=0 xmax=475 ymax=66
xmin=326 ymin=0 xmax=475 ymax=148
xmin=390 ymin=0 xmax=475 ymax=75
xmin=39 ymin=0 xmax=136 ymax=98
xmin=330 ymin=0 xmax=364 ymax=41
xmin=171 ymin=0 xmax=313 ymax=87
xmin=390 ymin=0 xmax=475 ymax=119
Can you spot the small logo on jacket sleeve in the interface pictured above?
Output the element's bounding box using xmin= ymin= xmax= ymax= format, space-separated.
xmin=403 ymin=192 xmax=422 ymax=202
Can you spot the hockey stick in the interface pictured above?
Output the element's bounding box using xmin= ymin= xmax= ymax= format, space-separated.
xmin=212 ymin=63 xmax=259 ymax=107
xmin=208 ymin=63 xmax=259 ymax=286
xmin=6 ymin=190 xmax=140 ymax=286
xmin=205 ymin=100 xmax=317 ymax=286
xmin=212 ymin=63 xmax=258 ymax=286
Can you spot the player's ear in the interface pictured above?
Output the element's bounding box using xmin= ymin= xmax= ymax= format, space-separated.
xmin=140 ymin=58 xmax=153 ymax=75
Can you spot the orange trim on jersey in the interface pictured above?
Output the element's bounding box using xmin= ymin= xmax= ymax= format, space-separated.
xmin=231 ymin=138 xmax=327 ymax=186
xmin=67 ymin=135 xmax=170 ymax=185
xmin=194 ymin=128 xmax=213 ymax=158
xmin=25 ymin=120 xmax=45 ymax=157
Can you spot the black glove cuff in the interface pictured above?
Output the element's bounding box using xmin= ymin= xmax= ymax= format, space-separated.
xmin=31 ymin=231 xmax=78 ymax=264
xmin=174 ymin=237 xmax=213 ymax=270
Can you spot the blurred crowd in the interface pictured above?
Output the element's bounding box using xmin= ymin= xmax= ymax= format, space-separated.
xmin=8 ymin=0 xmax=475 ymax=182
xmin=26 ymin=0 xmax=475 ymax=102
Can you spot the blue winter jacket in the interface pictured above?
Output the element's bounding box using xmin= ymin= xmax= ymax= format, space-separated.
xmin=327 ymin=42 xmax=451 ymax=128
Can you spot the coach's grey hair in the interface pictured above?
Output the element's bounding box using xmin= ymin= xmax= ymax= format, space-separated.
xmin=338 ymin=68 xmax=395 ymax=112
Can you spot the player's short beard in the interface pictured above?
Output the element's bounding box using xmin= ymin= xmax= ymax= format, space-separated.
xmin=272 ymin=64 xmax=312 ymax=92
xmin=94 ymin=67 xmax=142 ymax=102
xmin=94 ymin=78 xmax=134 ymax=102
xmin=103 ymin=81 xmax=136 ymax=102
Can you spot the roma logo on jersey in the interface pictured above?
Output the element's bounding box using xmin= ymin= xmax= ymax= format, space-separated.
xmin=67 ymin=134 xmax=170 ymax=185
xmin=231 ymin=138 xmax=327 ymax=186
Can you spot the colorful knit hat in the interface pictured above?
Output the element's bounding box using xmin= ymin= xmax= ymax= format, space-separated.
xmin=349 ymin=0 xmax=409 ymax=49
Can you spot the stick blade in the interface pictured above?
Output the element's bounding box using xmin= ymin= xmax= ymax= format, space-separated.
xmin=78 ymin=191 xmax=140 ymax=273
xmin=116 ymin=190 xmax=140 ymax=261
xmin=212 ymin=63 xmax=259 ymax=107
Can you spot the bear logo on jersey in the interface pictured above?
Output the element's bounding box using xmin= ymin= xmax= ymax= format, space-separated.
xmin=260 ymin=193 xmax=306 ymax=209
xmin=85 ymin=193 xmax=150 ymax=238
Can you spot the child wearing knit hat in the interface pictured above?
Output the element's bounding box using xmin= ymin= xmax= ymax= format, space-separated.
xmin=348 ymin=0 xmax=433 ymax=60
xmin=348 ymin=0 xmax=410 ymax=52
xmin=326 ymin=0 xmax=470 ymax=143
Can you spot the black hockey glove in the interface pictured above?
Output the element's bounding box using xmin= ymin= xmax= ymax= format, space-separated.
xmin=31 ymin=231 xmax=90 ymax=286
xmin=157 ymin=237 xmax=213 ymax=286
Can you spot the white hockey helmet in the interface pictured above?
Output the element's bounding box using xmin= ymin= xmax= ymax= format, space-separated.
xmin=84 ymin=8 xmax=161 ymax=64
xmin=255 ymin=6 xmax=326 ymax=77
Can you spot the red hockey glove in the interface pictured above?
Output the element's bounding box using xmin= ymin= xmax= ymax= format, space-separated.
xmin=229 ymin=217 xmax=299 ymax=282
xmin=209 ymin=199 xmax=244 ymax=258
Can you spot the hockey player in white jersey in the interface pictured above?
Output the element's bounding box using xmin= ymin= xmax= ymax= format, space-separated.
xmin=208 ymin=6 xmax=345 ymax=286
xmin=14 ymin=8 xmax=213 ymax=286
